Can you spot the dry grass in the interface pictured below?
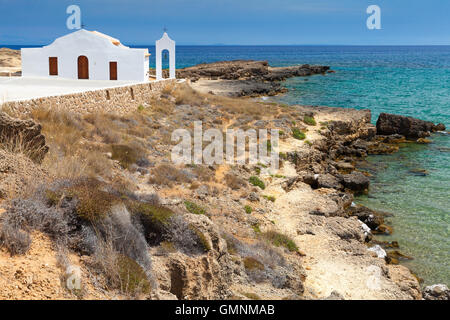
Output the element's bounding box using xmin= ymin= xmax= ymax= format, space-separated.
xmin=31 ymin=107 xmax=85 ymax=155
xmin=0 ymin=132 xmax=47 ymax=163
xmin=148 ymin=164 xmax=192 ymax=187
xmin=225 ymin=173 xmax=247 ymax=190
xmin=91 ymin=238 xmax=151 ymax=297
xmin=171 ymin=83 xmax=269 ymax=118
xmin=191 ymin=165 xmax=213 ymax=182
xmin=148 ymin=97 xmax=175 ymax=115
xmin=26 ymin=106 xmax=156 ymax=180
xmin=173 ymin=84 xmax=206 ymax=106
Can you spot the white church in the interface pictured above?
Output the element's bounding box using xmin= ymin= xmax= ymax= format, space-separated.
xmin=21 ymin=29 xmax=175 ymax=82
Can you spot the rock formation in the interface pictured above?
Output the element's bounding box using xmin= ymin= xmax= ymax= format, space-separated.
xmin=376 ymin=112 xmax=446 ymax=139
xmin=169 ymin=60 xmax=330 ymax=97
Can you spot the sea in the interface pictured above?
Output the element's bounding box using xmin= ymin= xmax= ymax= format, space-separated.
xmin=4 ymin=44 xmax=450 ymax=286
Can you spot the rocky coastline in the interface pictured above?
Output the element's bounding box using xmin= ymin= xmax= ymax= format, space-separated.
xmin=0 ymin=58 xmax=448 ymax=299
xmin=172 ymin=60 xmax=331 ymax=97
xmin=173 ymin=60 xmax=449 ymax=298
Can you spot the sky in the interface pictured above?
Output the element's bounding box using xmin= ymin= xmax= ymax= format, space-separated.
xmin=0 ymin=0 xmax=449 ymax=45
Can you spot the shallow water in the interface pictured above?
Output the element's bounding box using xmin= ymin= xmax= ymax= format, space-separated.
xmin=357 ymin=134 xmax=449 ymax=285
xmin=268 ymin=46 xmax=450 ymax=286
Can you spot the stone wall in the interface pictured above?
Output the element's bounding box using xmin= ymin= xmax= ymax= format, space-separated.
xmin=1 ymin=79 xmax=177 ymax=116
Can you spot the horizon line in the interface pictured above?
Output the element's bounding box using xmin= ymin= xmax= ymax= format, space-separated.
xmin=2 ymin=43 xmax=450 ymax=47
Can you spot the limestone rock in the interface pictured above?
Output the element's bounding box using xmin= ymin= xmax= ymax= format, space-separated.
xmin=376 ymin=112 xmax=445 ymax=139
xmin=341 ymin=172 xmax=370 ymax=193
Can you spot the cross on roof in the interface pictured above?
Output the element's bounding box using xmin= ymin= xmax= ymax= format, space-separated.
xmin=163 ymin=27 xmax=168 ymax=33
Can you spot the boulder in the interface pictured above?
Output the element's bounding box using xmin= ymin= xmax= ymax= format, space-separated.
xmin=423 ymin=284 xmax=450 ymax=300
xmin=376 ymin=113 xmax=445 ymax=139
xmin=347 ymin=205 xmax=385 ymax=230
xmin=317 ymin=174 xmax=342 ymax=190
xmin=341 ymin=172 xmax=370 ymax=193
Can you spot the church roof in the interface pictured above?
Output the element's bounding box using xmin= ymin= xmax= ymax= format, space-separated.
xmin=89 ymin=30 xmax=128 ymax=48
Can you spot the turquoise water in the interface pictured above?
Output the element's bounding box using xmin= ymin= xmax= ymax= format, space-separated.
xmin=5 ymin=44 xmax=449 ymax=285
xmin=357 ymin=134 xmax=449 ymax=286
xmin=268 ymin=46 xmax=450 ymax=286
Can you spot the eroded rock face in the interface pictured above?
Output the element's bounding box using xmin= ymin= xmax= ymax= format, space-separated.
xmin=0 ymin=112 xmax=48 ymax=163
xmin=376 ymin=113 xmax=446 ymax=139
xmin=152 ymin=214 xmax=235 ymax=300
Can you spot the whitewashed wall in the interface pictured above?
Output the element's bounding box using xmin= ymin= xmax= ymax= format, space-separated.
xmin=21 ymin=30 xmax=148 ymax=81
xmin=155 ymin=32 xmax=176 ymax=80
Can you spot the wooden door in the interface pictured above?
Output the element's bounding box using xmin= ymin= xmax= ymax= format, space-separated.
xmin=77 ymin=56 xmax=89 ymax=79
xmin=49 ymin=57 xmax=58 ymax=76
xmin=109 ymin=62 xmax=118 ymax=80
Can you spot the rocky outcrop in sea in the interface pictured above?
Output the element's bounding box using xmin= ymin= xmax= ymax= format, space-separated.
xmin=172 ymin=60 xmax=331 ymax=97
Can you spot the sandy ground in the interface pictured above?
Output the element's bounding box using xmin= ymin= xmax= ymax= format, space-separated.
xmin=190 ymin=79 xmax=241 ymax=96
xmin=0 ymin=77 xmax=144 ymax=103
xmin=0 ymin=48 xmax=21 ymax=73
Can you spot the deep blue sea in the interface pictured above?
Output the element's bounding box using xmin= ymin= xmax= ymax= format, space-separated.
xmin=4 ymin=45 xmax=449 ymax=286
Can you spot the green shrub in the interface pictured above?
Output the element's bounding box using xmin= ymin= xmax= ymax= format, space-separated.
xmin=257 ymin=162 xmax=268 ymax=168
xmin=262 ymin=231 xmax=298 ymax=252
xmin=129 ymin=202 xmax=174 ymax=227
xmin=244 ymin=205 xmax=252 ymax=214
xmin=303 ymin=116 xmax=316 ymax=126
xmin=117 ymin=254 xmax=151 ymax=295
xmin=111 ymin=144 xmax=140 ymax=169
xmin=189 ymin=225 xmax=211 ymax=252
xmin=242 ymin=292 xmax=261 ymax=300
xmin=66 ymin=179 xmax=120 ymax=222
xmin=252 ymin=223 xmax=261 ymax=234
xmin=184 ymin=200 xmax=206 ymax=215
xmin=127 ymin=201 xmax=175 ymax=244
xmin=45 ymin=189 xmax=61 ymax=206
xmin=249 ymin=176 xmax=265 ymax=190
xmin=305 ymin=140 xmax=312 ymax=146
xmin=243 ymin=257 xmax=264 ymax=271
xmin=263 ymin=195 xmax=276 ymax=202
xmin=224 ymin=235 xmax=237 ymax=255
xmin=292 ymin=128 xmax=306 ymax=140
xmin=137 ymin=105 xmax=145 ymax=112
